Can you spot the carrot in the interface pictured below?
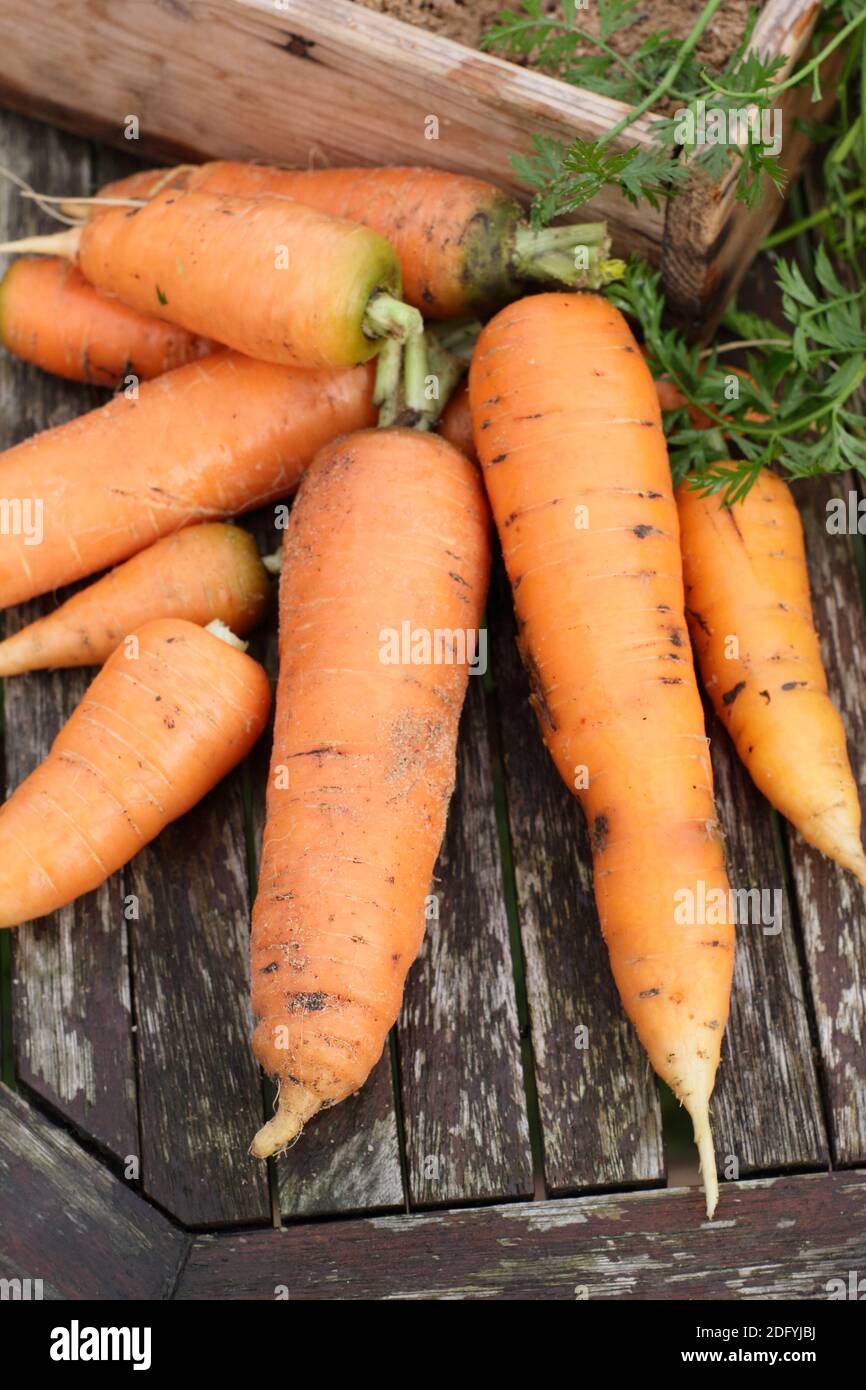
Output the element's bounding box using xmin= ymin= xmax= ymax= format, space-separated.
xmin=439 ymin=382 xmax=476 ymax=461
xmin=249 ymin=428 xmax=490 ymax=1156
xmin=0 ymin=523 xmax=272 ymax=675
xmin=0 ymin=349 xmax=376 ymax=609
xmin=0 ymin=618 xmax=270 ymax=929
xmin=92 ymin=161 xmax=624 ymax=318
xmin=677 ymin=465 xmax=866 ymax=885
xmin=0 ymin=188 xmax=423 ymax=372
xmin=0 ymin=256 xmax=216 ymax=385
xmin=469 ymin=293 xmax=734 ymax=1218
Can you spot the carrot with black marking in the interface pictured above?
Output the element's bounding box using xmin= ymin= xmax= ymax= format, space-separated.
xmin=469 ymin=292 xmax=734 ymax=1218
xmin=0 ymin=618 xmax=270 ymax=929
xmin=0 ymin=349 xmax=376 ymax=609
xmin=250 ymin=428 xmax=490 ymax=1156
xmin=678 ymin=464 xmax=866 ymax=885
xmin=0 ymin=523 xmax=273 ymax=675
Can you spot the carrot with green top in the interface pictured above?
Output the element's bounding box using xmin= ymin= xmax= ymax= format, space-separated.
xmin=678 ymin=465 xmax=866 ymax=886
xmin=469 ymin=292 xmax=734 ymax=1218
xmin=0 ymin=618 xmax=270 ymax=930
xmin=0 ymin=256 xmax=215 ymax=385
xmin=0 ymin=349 xmax=376 ymax=609
xmin=89 ymin=161 xmax=624 ymax=318
xmin=0 ymin=523 xmax=273 ymax=675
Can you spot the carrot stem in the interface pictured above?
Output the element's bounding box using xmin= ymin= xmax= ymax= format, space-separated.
xmin=362 ymin=290 xmax=423 ymax=344
xmin=403 ymin=329 xmax=428 ymax=414
xmin=513 ymin=223 xmax=625 ymax=289
xmin=372 ymin=336 xmax=401 ymax=407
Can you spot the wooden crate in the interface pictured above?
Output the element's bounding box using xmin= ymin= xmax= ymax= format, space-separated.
xmin=0 ymin=0 xmax=835 ymax=335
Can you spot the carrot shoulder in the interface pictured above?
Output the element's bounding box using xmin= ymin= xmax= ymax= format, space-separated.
xmin=0 ymin=618 xmax=270 ymax=929
xmin=0 ymin=257 xmax=215 ymax=385
xmin=0 ymin=523 xmax=272 ymax=675
xmin=677 ymin=466 xmax=866 ymax=885
xmin=0 ymin=349 xmax=375 ymax=609
xmin=469 ymin=293 xmax=734 ymax=1218
xmin=250 ymin=428 xmax=491 ymax=1156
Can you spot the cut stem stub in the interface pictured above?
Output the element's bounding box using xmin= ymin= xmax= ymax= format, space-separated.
xmin=512 ymin=222 xmax=624 ymax=290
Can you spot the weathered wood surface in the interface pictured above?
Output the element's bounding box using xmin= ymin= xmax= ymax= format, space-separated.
xmin=244 ymin=507 xmax=405 ymax=1220
xmin=398 ymin=675 xmax=534 ymax=1205
xmin=176 ymin=1169 xmax=866 ymax=1300
xmin=786 ymin=476 xmax=866 ymax=1167
xmin=488 ymin=566 xmax=666 ymax=1194
xmin=0 ymin=1084 xmax=188 ymax=1300
xmin=704 ymin=704 xmax=828 ymax=1173
xmin=0 ymin=115 xmax=139 ymax=1161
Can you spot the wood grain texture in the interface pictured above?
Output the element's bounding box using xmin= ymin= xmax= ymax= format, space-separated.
xmin=398 ymin=675 xmax=534 ymax=1205
xmin=0 ymin=0 xmax=662 ymax=259
xmin=244 ymin=506 xmax=405 ymax=1220
xmin=662 ymin=0 xmax=837 ymax=337
xmin=0 ymin=1084 xmax=188 ymax=1300
xmin=488 ymin=566 xmax=665 ymax=1194
xmin=785 ymin=476 xmax=866 ymax=1166
xmin=703 ymin=705 xmax=828 ymax=1174
xmin=0 ymin=111 xmax=139 ymax=1161
xmin=175 ymin=1169 xmax=866 ymax=1300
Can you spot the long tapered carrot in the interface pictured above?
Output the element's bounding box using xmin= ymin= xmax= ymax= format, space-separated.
xmin=677 ymin=465 xmax=866 ymax=885
xmin=469 ymin=293 xmax=734 ymax=1218
xmin=91 ymin=161 xmax=623 ymax=318
xmin=0 ymin=618 xmax=270 ymax=929
xmin=0 ymin=257 xmax=216 ymax=385
xmin=249 ymin=428 xmax=490 ymax=1156
xmin=0 ymin=523 xmax=272 ymax=675
xmin=0 ymin=188 xmax=422 ymax=371
xmin=0 ymin=349 xmax=376 ymax=609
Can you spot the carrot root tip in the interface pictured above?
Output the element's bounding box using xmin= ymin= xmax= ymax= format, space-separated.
xmin=693 ymin=1110 xmax=720 ymax=1221
xmin=250 ymin=1082 xmax=321 ymax=1159
xmin=205 ymin=618 xmax=248 ymax=651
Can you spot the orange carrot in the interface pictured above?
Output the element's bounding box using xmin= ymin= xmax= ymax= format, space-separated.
xmin=1 ymin=188 xmax=421 ymax=370
xmin=0 ymin=618 xmax=270 ymax=929
xmin=677 ymin=465 xmax=866 ymax=885
xmin=439 ymin=382 xmax=476 ymax=461
xmin=0 ymin=349 xmax=376 ymax=609
xmin=94 ymin=161 xmax=622 ymax=318
xmin=0 ymin=257 xmax=216 ymax=385
xmin=0 ymin=523 xmax=272 ymax=675
xmin=250 ymin=428 xmax=490 ymax=1156
xmin=469 ymin=293 xmax=734 ymax=1217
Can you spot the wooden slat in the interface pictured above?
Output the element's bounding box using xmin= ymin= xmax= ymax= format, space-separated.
xmin=785 ymin=476 xmax=866 ymax=1166
xmin=176 ymin=1169 xmax=866 ymax=1300
xmin=0 ymin=111 xmax=139 ymax=1161
xmin=488 ymin=566 xmax=665 ymax=1194
xmin=244 ymin=506 xmax=404 ymax=1219
xmin=704 ymin=706 xmax=828 ymax=1174
xmin=398 ymin=676 xmax=534 ymax=1205
xmin=0 ymin=0 xmax=663 ymax=259
xmin=0 ymin=1084 xmax=187 ymax=1300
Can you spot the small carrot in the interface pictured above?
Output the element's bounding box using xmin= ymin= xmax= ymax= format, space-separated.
xmin=0 ymin=349 xmax=376 ymax=609
xmin=0 ymin=257 xmax=216 ymax=385
xmin=469 ymin=293 xmax=734 ymax=1218
xmin=0 ymin=523 xmax=272 ymax=675
xmin=0 ymin=618 xmax=270 ymax=930
xmin=677 ymin=465 xmax=866 ymax=885
xmin=0 ymin=188 xmax=423 ymax=373
xmin=92 ymin=161 xmax=624 ymax=318
xmin=250 ymin=428 xmax=490 ymax=1156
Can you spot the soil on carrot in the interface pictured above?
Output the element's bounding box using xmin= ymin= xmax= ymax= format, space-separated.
xmin=354 ymin=1 xmax=763 ymax=100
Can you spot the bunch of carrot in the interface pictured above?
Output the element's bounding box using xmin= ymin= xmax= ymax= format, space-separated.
xmin=0 ymin=154 xmax=859 ymax=1225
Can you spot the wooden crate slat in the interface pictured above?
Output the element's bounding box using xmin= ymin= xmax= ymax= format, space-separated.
xmin=488 ymin=566 xmax=665 ymax=1193
xmin=0 ymin=111 xmax=139 ymax=1161
xmin=0 ymin=1084 xmax=188 ymax=1300
xmin=175 ymin=1169 xmax=866 ymax=1300
xmin=398 ymin=676 xmax=534 ymax=1205
xmin=785 ymin=476 xmax=866 ymax=1166
xmin=244 ymin=507 xmax=405 ymax=1219
xmin=704 ymin=708 xmax=829 ymax=1173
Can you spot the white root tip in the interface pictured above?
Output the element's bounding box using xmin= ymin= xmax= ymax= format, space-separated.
xmin=205 ymin=618 xmax=248 ymax=651
xmin=261 ymin=550 xmax=282 ymax=576
xmin=249 ymin=1082 xmax=321 ymax=1159
xmin=693 ymin=1110 xmax=719 ymax=1220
